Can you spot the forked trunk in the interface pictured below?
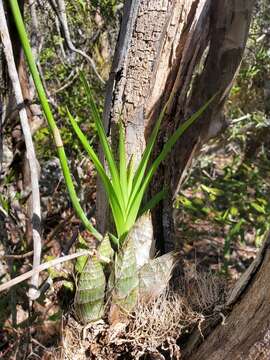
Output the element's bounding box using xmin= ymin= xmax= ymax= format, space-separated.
xmin=96 ymin=0 xmax=255 ymax=253
xmin=95 ymin=1 xmax=270 ymax=358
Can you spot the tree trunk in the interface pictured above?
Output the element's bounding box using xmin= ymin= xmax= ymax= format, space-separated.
xmin=97 ymin=0 xmax=255 ymax=252
xmin=95 ymin=1 xmax=270 ymax=358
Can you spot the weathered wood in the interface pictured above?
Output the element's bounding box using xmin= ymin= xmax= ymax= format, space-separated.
xmin=182 ymin=233 xmax=270 ymax=360
xmin=149 ymin=0 xmax=255 ymax=251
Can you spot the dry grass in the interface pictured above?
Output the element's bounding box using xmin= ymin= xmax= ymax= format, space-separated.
xmin=58 ymin=317 xmax=86 ymax=360
xmin=127 ymin=291 xmax=202 ymax=359
xmin=182 ymin=264 xmax=227 ymax=314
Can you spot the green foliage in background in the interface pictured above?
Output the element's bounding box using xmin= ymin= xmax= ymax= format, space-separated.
xmin=176 ymin=149 xmax=270 ymax=255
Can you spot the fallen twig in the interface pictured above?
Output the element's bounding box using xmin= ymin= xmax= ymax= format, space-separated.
xmin=53 ymin=69 xmax=80 ymax=94
xmin=0 ymin=250 xmax=91 ymax=293
xmin=1 ymin=251 xmax=34 ymax=260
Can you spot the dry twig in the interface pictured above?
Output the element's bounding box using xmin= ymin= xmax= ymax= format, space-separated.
xmin=0 ymin=0 xmax=42 ymax=300
xmin=50 ymin=0 xmax=105 ymax=84
xmin=0 ymin=250 xmax=91 ymax=293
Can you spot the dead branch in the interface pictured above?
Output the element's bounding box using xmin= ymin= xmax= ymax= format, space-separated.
xmin=50 ymin=0 xmax=105 ymax=84
xmin=0 ymin=0 xmax=42 ymax=300
xmin=0 ymin=250 xmax=91 ymax=293
xmin=53 ymin=68 xmax=80 ymax=94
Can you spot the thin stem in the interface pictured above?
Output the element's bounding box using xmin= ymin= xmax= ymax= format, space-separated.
xmin=49 ymin=0 xmax=104 ymax=84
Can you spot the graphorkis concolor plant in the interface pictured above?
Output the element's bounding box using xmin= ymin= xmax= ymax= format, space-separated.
xmin=68 ymin=73 xmax=214 ymax=244
xmin=10 ymin=0 xmax=214 ymax=245
xmin=10 ymin=0 xmax=215 ymax=324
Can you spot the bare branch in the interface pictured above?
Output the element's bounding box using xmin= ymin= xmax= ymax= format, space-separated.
xmin=50 ymin=0 xmax=105 ymax=84
xmin=0 ymin=250 xmax=91 ymax=293
xmin=53 ymin=68 xmax=80 ymax=94
xmin=0 ymin=0 xmax=42 ymax=300
xmin=1 ymin=251 xmax=34 ymax=260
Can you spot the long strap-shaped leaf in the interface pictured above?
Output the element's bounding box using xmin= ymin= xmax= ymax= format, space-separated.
xmin=127 ymin=103 xmax=168 ymax=211
xmin=126 ymin=96 xmax=216 ymax=230
xmin=118 ymin=122 xmax=128 ymax=208
xmin=141 ymin=96 xmax=215 ymax=191
xmin=9 ymin=0 xmax=102 ymax=241
xmin=67 ymin=110 xmax=126 ymax=236
xmin=80 ymin=73 xmax=126 ymax=213
xmin=127 ymin=154 xmax=135 ymax=198
xmin=138 ymin=188 xmax=168 ymax=217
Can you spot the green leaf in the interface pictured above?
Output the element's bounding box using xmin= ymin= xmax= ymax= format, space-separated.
xmin=67 ymin=109 xmax=126 ymax=236
xmin=177 ymin=196 xmax=197 ymax=211
xmin=98 ymin=234 xmax=114 ymax=263
xmin=80 ymin=72 xmax=125 ymax=214
xmin=138 ymin=188 xmax=167 ymax=217
xmin=250 ymin=201 xmax=266 ymax=214
xmin=229 ymin=219 xmax=245 ymax=237
xmin=0 ymin=194 xmax=9 ymax=213
xmin=63 ymin=281 xmax=74 ymax=292
xmin=127 ymin=154 xmax=135 ymax=197
xmin=126 ymin=96 xmax=215 ymax=228
xmin=109 ymin=233 xmax=120 ymax=248
xmin=201 ymin=184 xmax=224 ymax=196
xmin=48 ymin=311 xmax=62 ymax=322
xmin=75 ymin=235 xmax=89 ymax=273
xmin=8 ymin=0 xmax=102 ymax=241
xmin=230 ymin=207 xmax=239 ymax=217
xmin=77 ymin=0 xmax=86 ymax=11
xmin=128 ymin=103 xmax=168 ymax=212
xmin=118 ymin=122 xmax=128 ymax=207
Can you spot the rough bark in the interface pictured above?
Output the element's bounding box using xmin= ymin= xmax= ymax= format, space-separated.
xmin=157 ymin=0 xmax=255 ymax=251
xmin=182 ymin=232 xmax=270 ymax=360
xmin=97 ymin=0 xmax=255 ymax=252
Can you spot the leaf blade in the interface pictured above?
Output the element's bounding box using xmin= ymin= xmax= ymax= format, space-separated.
xmin=127 ymin=96 xmax=215 ymax=226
